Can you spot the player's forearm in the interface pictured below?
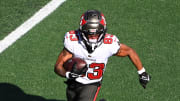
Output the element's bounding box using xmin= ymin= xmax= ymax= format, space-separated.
xmin=54 ymin=48 xmax=72 ymax=78
xmin=128 ymin=49 xmax=143 ymax=71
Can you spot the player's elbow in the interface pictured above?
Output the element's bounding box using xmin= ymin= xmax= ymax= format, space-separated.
xmin=54 ymin=64 xmax=59 ymax=74
xmin=54 ymin=64 xmax=66 ymax=77
xmin=54 ymin=64 xmax=60 ymax=74
xmin=128 ymin=47 xmax=137 ymax=56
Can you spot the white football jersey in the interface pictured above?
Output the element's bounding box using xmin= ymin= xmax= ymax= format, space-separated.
xmin=64 ymin=30 xmax=120 ymax=84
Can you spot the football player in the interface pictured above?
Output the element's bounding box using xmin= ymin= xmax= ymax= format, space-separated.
xmin=54 ymin=10 xmax=151 ymax=101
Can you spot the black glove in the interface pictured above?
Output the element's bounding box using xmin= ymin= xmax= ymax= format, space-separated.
xmin=67 ymin=72 xmax=80 ymax=79
xmin=139 ymin=72 xmax=151 ymax=89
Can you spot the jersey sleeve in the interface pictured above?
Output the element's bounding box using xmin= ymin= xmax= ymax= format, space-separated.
xmin=64 ymin=32 xmax=74 ymax=53
xmin=105 ymin=34 xmax=120 ymax=55
xmin=111 ymin=35 xmax=120 ymax=55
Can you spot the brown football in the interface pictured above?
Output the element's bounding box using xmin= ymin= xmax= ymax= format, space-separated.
xmin=63 ymin=57 xmax=87 ymax=72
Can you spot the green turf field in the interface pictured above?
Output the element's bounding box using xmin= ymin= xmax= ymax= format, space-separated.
xmin=0 ymin=0 xmax=50 ymax=40
xmin=0 ymin=0 xmax=179 ymax=101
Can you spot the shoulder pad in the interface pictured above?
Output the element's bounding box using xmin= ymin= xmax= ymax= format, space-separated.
xmin=103 ymin=33 xmax=119 ymax=44
xmin=65 ymin=30 xmax=78 ymax=41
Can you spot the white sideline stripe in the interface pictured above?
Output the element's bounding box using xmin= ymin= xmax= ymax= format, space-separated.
xmin=0 ymin=0 xmax=66 ymax=54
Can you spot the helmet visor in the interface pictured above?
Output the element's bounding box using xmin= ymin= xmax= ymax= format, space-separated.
xmin=82 ymin=23 xmax=104 ymax=35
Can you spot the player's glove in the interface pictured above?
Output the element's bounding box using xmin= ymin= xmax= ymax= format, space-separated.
xmin=66 ymin=62 xmax=87 ymax=79
xmin=66 ymin=72 xmax=80 ymax=79
xmin=139 ymin=72 xmax=151 ymax=89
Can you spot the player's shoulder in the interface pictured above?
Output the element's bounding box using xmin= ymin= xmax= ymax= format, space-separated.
xmin=103 ymin=33 xmax=119 ymax=44
xmin=64 ymin=30 xmax=79 ymax=42
xmin=104 ymin=33 xmax=118 ymax=39
xmin=65 ymin=30 xmax=77 ymax=37
xmin=67 ymin=30 xmax=76 ymax=35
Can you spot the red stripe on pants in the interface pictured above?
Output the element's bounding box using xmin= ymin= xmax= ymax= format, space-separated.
xmin=93 ymin=86 xmax=101 ymax=101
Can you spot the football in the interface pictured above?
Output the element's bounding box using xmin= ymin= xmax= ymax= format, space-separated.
xmin=63 ymin=57 xmax=87 ymax=72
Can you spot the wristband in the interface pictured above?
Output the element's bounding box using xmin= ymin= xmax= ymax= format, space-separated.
xmin=138 ymin=67 xmax=145 ymax=74
xmin=65 ymin=72 xmax=70 ymax=79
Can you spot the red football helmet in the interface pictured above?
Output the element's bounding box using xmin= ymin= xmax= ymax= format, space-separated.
xmin=79 ymin=10 xmax=107 ymax=53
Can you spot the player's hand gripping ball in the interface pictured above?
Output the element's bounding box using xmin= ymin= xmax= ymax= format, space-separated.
xmin=63 ymin=57 xmax=87 ymax=75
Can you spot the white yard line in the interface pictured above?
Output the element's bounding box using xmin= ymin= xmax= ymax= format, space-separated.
xmin=0 ymin=0 xmax=66 ymax=54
